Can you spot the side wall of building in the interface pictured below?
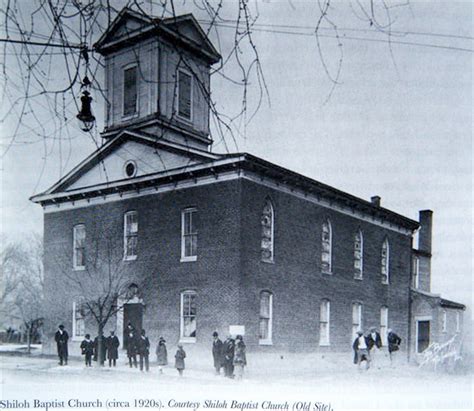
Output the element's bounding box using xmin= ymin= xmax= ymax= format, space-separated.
xmin=238 ymin=179 xmax=413 ymax=352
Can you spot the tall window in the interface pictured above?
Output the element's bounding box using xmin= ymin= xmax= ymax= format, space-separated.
xmin=354 ymin=230 xmax=363 ymax=280
xmin=124 ymin=211 xmax=138 ymax=260
xmin=380 ymin=306 xmax=388 ymax=346
xmin=381 ymin=238 xmax=390 ymax=284
xmin=181 ymin=208 xmax=197 ymax=261
xmin=73 ymin=224 xmax=86 ymax=270
xmin=123 ymin=65 xmax=137 ymax=117
xmin=72 ymin=300 xmax=85 ymax=339
xmin=412 ymin=256 xmax=419 ymax=288
xmin=261 ymin=200 xmax=274 ymax=262
xmin=177 ymin=70 xmax=192 ymax=120
xmin=321 ymin=219 xmax=332 ymax=273
xmin=442 ymin=310 xmax=447 ymax=332
xmin=319 ymin=300 xmax=330 ymax=346
xmin=352 ymin=303 xmax=362 ymax=339
xmin=180 ymin=291 xmax=197 ymax=342
xmin=259 ymin=291 xmax=273 ymax=345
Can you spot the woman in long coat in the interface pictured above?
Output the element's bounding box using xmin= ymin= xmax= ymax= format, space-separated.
xmin=233 ymin=335 xmax=247 ymax=380
xmin=174 ymin=345 xmax=186 ymax=377
xmin=156 ymin=336 xmax=168 ymax=374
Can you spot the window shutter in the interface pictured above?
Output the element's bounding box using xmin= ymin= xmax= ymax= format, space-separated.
xmin=178 ymin=71 xmax=192 ymax=119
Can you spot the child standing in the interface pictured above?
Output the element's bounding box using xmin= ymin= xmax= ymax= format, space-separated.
xmin=80 ymin=334 xmax=94 ymax=367
xmin=174 ymin=344 xmax=186 ymax=377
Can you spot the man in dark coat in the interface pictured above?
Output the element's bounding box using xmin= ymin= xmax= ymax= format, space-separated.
xmin=54 ymin=325 xmax=69 ymax=366
xmin=125 ymin=322 xmax=138 ymax=368
xmin=137 ymin=329 xmax=150 ymax=372
xmin=222 ymin=335 xmax=235 ymax=378
xmin=212 ymin=331 xmax=224 ymax=375
xmin=106 ymin=331 xmax=120 ymax=367
xmin=367 ymin=327 xmax=382 ymax=368
xmin=387 ymin=329 xmax=402 ymax=365
xmin=352 ymin=331 xmax=371 ymax=370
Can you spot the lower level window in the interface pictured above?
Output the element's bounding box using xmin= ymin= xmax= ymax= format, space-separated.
xmin=180 ymin=291 xmax=197 ymax=342
xmin=259 ymin=291 xmax=273 ymax=344
xmin=72 ymin=300 xmax=85 ymax=339
xmin=319 ymin=300 xmax=330 ymax=346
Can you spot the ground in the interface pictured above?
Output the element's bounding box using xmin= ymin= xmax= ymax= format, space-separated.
xmin=0 ymin=345 xmax=472 ymax=411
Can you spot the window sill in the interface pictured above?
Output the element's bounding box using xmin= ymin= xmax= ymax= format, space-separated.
xmin=354 ymin=276 xmax=363 ymax=281
xmin=124 ymin=255 xmax=137 ymax=262
xmin=259 ymin=340 xmax=273 ymax=346
xmin=261 ymin=259 xmax=274 ymax=264
xmin=319 ymin=342 xmax=331 ymax=347
xmin=73 ymin=266 xmax=85 ymax=271
xmin=179 ymin=338 xmax=196 ymax=344
xmin=382 ymin=282 xmax=389 ymax=285
xmin=180 ymin=256 xmax=197 ymax=263
xmin=121 ymin=113 xmax=139 ymax=122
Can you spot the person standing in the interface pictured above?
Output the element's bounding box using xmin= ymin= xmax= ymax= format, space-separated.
xmin=352 ymin=331 xmax=371 ymax=371
xmin=156 ymin=336 xmax=168 ymax=374
xmin=367 ymin=327 xmax=382 ymax=368
xmin=222 ymin=335 xmax=235 ymax=378
xmin=80 ymin=334 xmax=94 ymax=367
xmin=387 ymin=329 xmax=402 ymax=365
xmin=233 ymin=335 xmax=247 ymax=380
xmin=212 ymin=331 xmax=224 ymax=375
xmin=175 ymin=344 xmax=186 ymax=377
xmin=54 ymin=325 xmax=69 ymax=366
xmin=137 ymin=329 xmax=150 ymax=372
xmin=107 ymin=331 xmax=120 ymax=367
xmin=125 ymin=322 xmax=138 ymax=368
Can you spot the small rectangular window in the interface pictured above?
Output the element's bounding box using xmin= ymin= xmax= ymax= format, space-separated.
xmin=180 ymin=291 xmax=197 ymax=342
xmin=319 ymin=300 xmax=330 ymax=346
xmin=380 ymin=307 xmax=388 ymax=346
xmin=181 ymin=208 xmax=197 ymax=261
xmin=124 ymin=211 xmax=138 ymax=260
xmin=123 ymin=66 xmax=137 ymax=117
xmin=73 ymin=300 xmax=85 ymax=339
xmin=352 ymin=303 xmax=362 ymax=340
xmin=178 ymin=70 xmax=192 ymax=120
xmin=73 ymin=225 xmax=86 ymax=270
xmin=259 ymin=291 xmax=273 ymax=344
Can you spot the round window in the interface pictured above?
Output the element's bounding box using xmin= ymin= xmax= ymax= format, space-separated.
xmin=124 ymin=160 xmax=137 ymax=178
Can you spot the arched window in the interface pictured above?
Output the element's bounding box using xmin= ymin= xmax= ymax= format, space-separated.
xmin=381 ymin=238 xmax=390 ymax=284
xmin=261 ymin=200 xmax=274 ymax=262
xmin=354 ymin=230 xmax=363 ymax=280
xmin=259 ymin=291 xmax=273 ymax=345
xmin=321 ymin=219 xmax=332 ymax=273
xmin=319 ymin=299 xmax=330 ymax=346
xmin=180 ymin=290 xmax=197 ymax=342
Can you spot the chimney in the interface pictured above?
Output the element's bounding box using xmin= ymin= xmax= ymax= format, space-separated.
xmin=371 ymin=196 xmax=381 ymax=207
xmin=418 ymin=210 xmax=433 ymax=254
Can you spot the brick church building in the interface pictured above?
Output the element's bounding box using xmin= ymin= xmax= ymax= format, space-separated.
xmin=31 ymin=8 xmax=465 ymax=358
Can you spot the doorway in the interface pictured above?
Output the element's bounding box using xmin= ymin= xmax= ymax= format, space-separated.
xmin=123 ymin=303 xmax=143 ymax=350
xmin=417 ymin=320 xmax=430 ymax=353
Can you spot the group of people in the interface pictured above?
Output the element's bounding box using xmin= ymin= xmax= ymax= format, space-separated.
xmin=212 ymin=332 xmax=247 ymax=379
xmin=79 ymin=331 xmax=120 ymax=367
xmin=352 ymin=327 xmax=402 ymax=370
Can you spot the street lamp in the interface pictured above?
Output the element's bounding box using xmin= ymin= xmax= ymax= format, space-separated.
xmin=76 ymin=76 xmax=95 ymax=132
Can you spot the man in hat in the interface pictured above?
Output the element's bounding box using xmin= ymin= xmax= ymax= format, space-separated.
xmin=222 ymin=335 xmax=235 ymax=378
xmin=367 ymin=327 xmax=382 ymax=368
xmin=211 ymin=331 xmax=224 ymax=375
xmin=352 ymin=330 xmax=370 ymax=371
xmin=137 ymin=329 xmax=150 ymax=372
xmin=54 ymin=324 xmax=69 ymax=366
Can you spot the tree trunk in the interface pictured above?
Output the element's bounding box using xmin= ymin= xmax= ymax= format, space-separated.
xmin=26 ymin=323 xmax=31 ymax=354
xmin=97 ymin=323 xmax=105 ymax=367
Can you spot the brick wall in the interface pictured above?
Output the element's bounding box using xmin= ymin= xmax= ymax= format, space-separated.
xmin=42 ymin=176 xmax=413 ymax=355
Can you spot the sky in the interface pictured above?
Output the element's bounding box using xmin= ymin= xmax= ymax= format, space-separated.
xmin=1 ymin=0 xmax=472 ymax=312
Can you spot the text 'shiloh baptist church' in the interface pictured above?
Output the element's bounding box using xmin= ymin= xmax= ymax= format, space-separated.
xmin=31 ymin=8 xmax=465 ymax=359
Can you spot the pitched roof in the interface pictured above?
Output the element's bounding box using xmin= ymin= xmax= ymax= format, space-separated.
xmin=94 ymin=7 xmax=221 ymax=64
xmin=440 ymin=298 xmax=466 ymax=310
